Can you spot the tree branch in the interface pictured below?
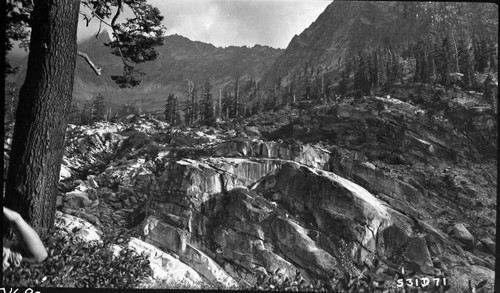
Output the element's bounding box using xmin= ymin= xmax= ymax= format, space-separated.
xmin=111 ymin=0 xmax=123 ymax=29
xmin=77 ymin=51 xmax=102 ymax=76
xmin=81 ymin=1 xmax=113 ymax=28
xmin=81 ymin=0 xmax=128 ymax=69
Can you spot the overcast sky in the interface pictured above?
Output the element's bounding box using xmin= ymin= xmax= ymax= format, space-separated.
xmin=78 ymin=0 xmax=332 ymax=49
xmin=9 ymin=0 xmax=330 ymax=59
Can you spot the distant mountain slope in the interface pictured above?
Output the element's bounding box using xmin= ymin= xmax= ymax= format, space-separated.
xmin=260 ymin=1 xmax=498 ymax=90
xmin=75 ymin=32 xmax=282 ymax=111
xmin=13 ymin=31 xmax=283 ymax=112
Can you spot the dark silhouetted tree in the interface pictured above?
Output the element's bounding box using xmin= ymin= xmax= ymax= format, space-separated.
xmin=201 ymin=79 xmax=214 ymax=122
xmin=338 ymin=68 xmax=349 ymax=96
xmin=5 ymin=0 xmax=166 ymax=234
xmin=91 ymin=93 xmax=106 ymax=122
xmin=165 ymin=93 xmax=179 ymax=125
xmin=369 ymin=51 xmax=380 ymax=88
xmin=437 ymin=37 xmax=452 ymax=85
xmin=221 ymin=90 xmax=234 ymax=119
xmin=67 ymin=101 xmax=81 ymax=125
xmin=458 ymin=38 xmax=473 ymax=87
xmin=233 ymin=76 xmax=240 ymax=117
xmin=354 ymin=51 xmax=370 ymax=94
xmin=386 ymin=50 xmax=401 ymax=86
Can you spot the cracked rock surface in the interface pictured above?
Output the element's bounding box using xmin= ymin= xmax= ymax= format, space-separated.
xmin=50 ymin=89 xmax=496 ymax=290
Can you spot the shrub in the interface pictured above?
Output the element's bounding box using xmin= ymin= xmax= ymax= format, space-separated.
xmin=138 ymin=277 xmax=238 ymax=290
xmin=117 ymin=130 xmax=152 ymax=157
xmin=252 ymin=269 xmax=331 ymax=291
xmin=2 ymin=231 xmax=152 ymax=288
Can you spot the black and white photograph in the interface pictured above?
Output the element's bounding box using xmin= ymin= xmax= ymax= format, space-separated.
xmin=3 ymin=1 xmax=498 ymax=292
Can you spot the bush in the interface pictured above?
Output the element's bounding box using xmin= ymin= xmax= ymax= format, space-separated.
xmin=252 ymin=269 xmax=331 ymax=291
xmin=117 ymin=130 xmax=152 ymax=157
xmin=138 ymin=277 xmax=238 ymax=290
xmin=2 ymin=231 xmax=152 ymax=288
xmin=151 ymin=132 xmax=172 ymax=144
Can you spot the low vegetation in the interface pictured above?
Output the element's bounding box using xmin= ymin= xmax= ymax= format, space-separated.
xmin=3 ymin=230 xmax=152 ymax=288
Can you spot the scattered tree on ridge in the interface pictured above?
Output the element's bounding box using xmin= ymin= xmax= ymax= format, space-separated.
xmin=201 ymin=79 xmax=214 ymax=122
xmin=165 ymin=93 xmax=179 ymax=125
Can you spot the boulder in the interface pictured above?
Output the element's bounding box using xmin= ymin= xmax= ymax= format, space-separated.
xmin=54 ymin=211 xmax=102 ymax=242
xmin=64 ymin=191 xmax=93 ymax=208
xmin=449 ymin=265 xmax=495 ymax=293
xmin=465 ymin=251 xmax=495 ymax=270
xmin=87 ymin=188 xmax=98 ymax=200
xmin=61 ymin=208 xmax=103 ymax=230
xmin=452 ymin=223 xmax=475 ymax=249
xmin=404 ymin=237 xmax=434 ymax=274
xmin=244 ymin=126 xmax=262 ymax=138
xmin=60 ymin=165 xmax=72 ymax=180
xmin=478 ymin=237 xmax=496 ymax=256
xmin=87 ymin=175 xmax=99 ymax=189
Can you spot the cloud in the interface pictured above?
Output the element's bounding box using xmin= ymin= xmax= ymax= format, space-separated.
xmin=74 ymin=0 xmax=331 ymax=48
xmin=147 ymin=0 xmax=331 ymax=48
xmin=9 ymin=0 xmax=330 ymax=59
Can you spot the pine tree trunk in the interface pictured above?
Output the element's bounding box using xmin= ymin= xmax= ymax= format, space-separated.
xmin=5 ymin=0 xmax=80 ymax=235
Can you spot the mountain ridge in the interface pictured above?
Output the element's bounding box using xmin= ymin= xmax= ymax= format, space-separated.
xmin=10 ymin=30 xmax=283 ymax=112
xmin=260 ymin=1 xmax=498 ymax=91
xmin=74 ymin=31 xmax=284 ymax=111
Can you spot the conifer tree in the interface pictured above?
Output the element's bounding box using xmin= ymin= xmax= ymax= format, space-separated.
xmin=324 ymin=75 xmax=332 ymax=102
xmin=191 ymin=87 xmax=199 ymax=123
xmin=339 ymin=68 xmax=349 ymax=95
xmin=234 ymin=76 xmax=240 ymax=117
xmin=68 ymin=101 xmax=81 ymax=125
xmin=81 ymin=101 xmax=93 ymax=125
xmin=184 ymin=79 xmax=196 ymax=126
xmin=386 ymin=50 xmax=400 ymax=86
xmin=273 ymin=79 xmax=283 ymax=107
xmin=303 ymin=63 xmax=312 ymax=100
xmin=221 ymin=90 xmax=233 ymax=119
xmin=91 ymin=93 xmax=106 ymax=122
xmin=201 ymin=79 xmax=214 ymax=122
xmin=165 ymin=93 xmax=178 ymax=125
xmin=354 ymin=51 xmax=370 ymax=94
xmin=426 ymin=38 xmax=436 ymax=83
xmin=414 ymin=40 xmax=429 ymax=82
xmin=370 ymin=51 xmax=380 ymax=88
xmin=478 ymin=38 xmax=490 ymax=72
xmin=458 ymin=38 xmax=473 ymax=87
xmin=473 ymin=37 xmax=492 ymax=73
xmin=438 ymin=37 xmax=452 ymax=85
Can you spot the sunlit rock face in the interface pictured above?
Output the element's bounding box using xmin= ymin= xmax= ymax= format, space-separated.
xmin=141 ymin=147 xmax=418 ymax=284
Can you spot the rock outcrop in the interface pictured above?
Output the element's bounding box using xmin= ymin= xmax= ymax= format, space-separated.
xmin=51 ymin=84 xmax=496 ymax=291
